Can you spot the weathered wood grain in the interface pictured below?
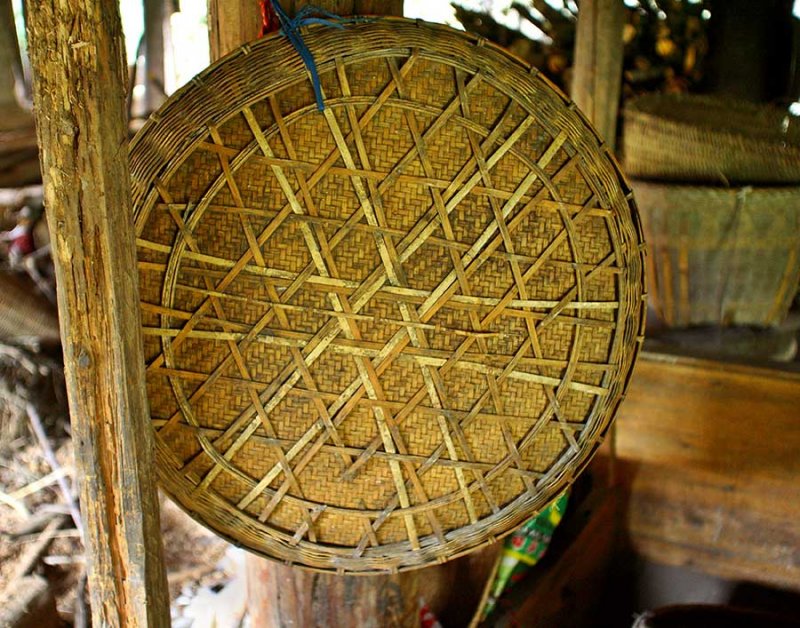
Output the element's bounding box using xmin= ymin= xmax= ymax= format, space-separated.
xmin=143 ymin=0 xmax=167 ymax=112
xmin=208 ymin=0 xmax=262 ymax=60
xmin=246 ymin=560 xmax=426 ymax=627
xmin=571 ymin=0 xmax=624 ymax=148
xmin=614 ymin=352 xmax=800 ymax=589
xmin=354 ymin=0 xmax=404 ymax=16
xmin=25 ymin=0 xmax=169 ymax=625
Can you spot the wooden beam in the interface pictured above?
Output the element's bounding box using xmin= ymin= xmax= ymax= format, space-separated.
xmin=25 ymin=1 xmax=169 ymax=625
xmin=571 ymin=0 xmax=624 ymax=149
xmin=613 ymin=352 xmax=800 ymax=589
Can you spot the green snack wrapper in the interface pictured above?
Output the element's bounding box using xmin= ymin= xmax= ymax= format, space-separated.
xmin=480 ymin=491 xmax=570 ymax=620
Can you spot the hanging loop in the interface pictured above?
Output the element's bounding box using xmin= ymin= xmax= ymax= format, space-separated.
xmin=262 ymin=0 xmax=369 ymax=111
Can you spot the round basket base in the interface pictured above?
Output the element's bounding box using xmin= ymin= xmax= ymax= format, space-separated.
xmin=131 ymin=19 xmax=646 ymax=573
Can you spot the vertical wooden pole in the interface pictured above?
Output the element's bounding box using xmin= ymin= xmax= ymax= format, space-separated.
xmin=0 ymin=0 xmax=21 ymax=110
xmin=143 ymin=0 xmax=167 ymax=112
xmin=246 ymin=560 xmax=435 ymax=627
xmin=25 ymin=1 xmax=170 ymax=626
xmin=208 ymin=0 xmax=262 ymax=60
xmin=354 ymin=0 xmax=404 ymax=15
xmin=571 ymin=0 xmax=624 ymax=149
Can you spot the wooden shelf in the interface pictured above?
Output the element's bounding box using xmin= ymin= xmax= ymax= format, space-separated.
xmin=612 ymin=351 xmax=800 ymax=590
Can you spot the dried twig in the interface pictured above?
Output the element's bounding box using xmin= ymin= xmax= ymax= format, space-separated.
xmin=13 ymin=527 xmax=82 ymax=544
xmin=8 ymin=509 xmax=62 ymax=538
xmin=74 ymin=569 xmax=89 ymax=628
xmin=0 ymin=341 xmax=41 ymax=375
xmin=0 ymin=489 xmax=29 ymax=516
xmin=22 ymin=251 xmax=57 ymax=305
xmin=10 ymin=514 xmax=65 ymax=582
xmin=25 ymin=403 xmax=83 ymax=541
xmin=10 ymin=466 xmax=69 ymax=501
xmin=42 ymin=554 xmax=86 ymax=566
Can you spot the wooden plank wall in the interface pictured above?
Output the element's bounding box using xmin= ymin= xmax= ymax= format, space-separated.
xmin=614 ymin=353 xmax=800 ymax=589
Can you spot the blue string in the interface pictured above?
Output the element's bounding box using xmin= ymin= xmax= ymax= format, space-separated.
xmin=270 ymin=0 xmax=367 ymax=111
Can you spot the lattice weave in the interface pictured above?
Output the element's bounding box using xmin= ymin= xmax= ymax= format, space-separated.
xmin=131 ymin=19 xmax=646 ymax=573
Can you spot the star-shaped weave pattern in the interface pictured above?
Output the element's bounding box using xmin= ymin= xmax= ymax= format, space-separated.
xmin=132 ymin=19 xmax=646 ymax=573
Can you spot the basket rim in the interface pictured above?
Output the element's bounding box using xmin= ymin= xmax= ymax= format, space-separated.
xmin=628 ymin=178 xmax=800 ymax=195
xmin=131 ymin=17 xmax=647 ymax=573
xmin=623 ymin=93 xmax=800 ymax=150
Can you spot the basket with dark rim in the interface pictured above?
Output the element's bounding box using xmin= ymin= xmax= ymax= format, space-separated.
xmin=132 ymin=18 xmax=646 ymax=573
xmin=623 ymin=94 xmax=800 ymax=185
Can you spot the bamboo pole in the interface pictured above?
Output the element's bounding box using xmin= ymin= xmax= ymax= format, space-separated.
xmin=25 ymin=1 xmax=170 ymax=626
xmin=571 ymin=0 xmax=624 ymax=149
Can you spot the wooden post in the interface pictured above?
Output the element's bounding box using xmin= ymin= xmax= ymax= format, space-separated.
xmin=143 ymin=0 xmax=167 ymax=112
xmin=571 ymin=0 xmax=624 ymax=149
xmin=246 ymin=560 xmax=433 ymax=627
xmin=203 ymin=3 xmax=476 ymax=626
xmin=208 ymin=0 xmax=262 ymax=60
xmin=25 ymin=1 xmax=170 ymax=626
xmin=0 ymin=0 xmax=22 ymax=111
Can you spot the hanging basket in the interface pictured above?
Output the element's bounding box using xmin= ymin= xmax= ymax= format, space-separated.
xmin=131 ymin=18 xmax=646 ymax=573
xmin=633 ymin=179 xmax=800 ymax=328
xmin=622 ymin=94 xmax=800 ymax=185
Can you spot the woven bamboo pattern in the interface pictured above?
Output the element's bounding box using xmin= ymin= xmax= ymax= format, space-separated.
xmin=634 ymin=180 xmax=800 ymax=328
xmin=623 ymin=94 xmax=800 ymax=185
xmin=131 ymin=19 xmax=646 ymax=573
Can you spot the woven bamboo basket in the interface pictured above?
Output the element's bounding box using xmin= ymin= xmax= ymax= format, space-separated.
xmin=623 ymin=94 xmax=800 ymax=185
xmin=633 ymin=180 xmax=800 ymax=327
xmin=0 ymin=273 xmax=60 ymax=344
xmin=131 ymin=18 xmax=646 ymax=573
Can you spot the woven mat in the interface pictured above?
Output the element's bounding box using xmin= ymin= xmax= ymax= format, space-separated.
xmin=131 ymin=19 xmax=646 ymax=573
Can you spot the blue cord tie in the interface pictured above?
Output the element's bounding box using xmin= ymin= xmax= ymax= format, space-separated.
xmin=271 ymin=0 xmax=364 ymax=111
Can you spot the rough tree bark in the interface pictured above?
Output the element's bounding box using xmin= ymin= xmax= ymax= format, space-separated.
xmin=246 ymin=560 xmax=432 ymax=627
xmin=25 ymin=1 xmax=169 ymax=626
xmin=571 ymin=0 xmax=624 ymax=149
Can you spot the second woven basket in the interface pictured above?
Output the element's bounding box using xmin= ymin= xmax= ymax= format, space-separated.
xmin=623 ymin=94 xmax=800 ymax=185
xmin=634 ymin=180 xmax=800 ymax=327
